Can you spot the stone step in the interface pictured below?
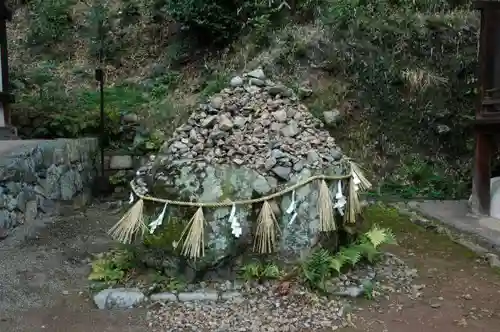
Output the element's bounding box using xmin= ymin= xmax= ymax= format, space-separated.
xmin=0 ymin=126 xmax=19 ymax=140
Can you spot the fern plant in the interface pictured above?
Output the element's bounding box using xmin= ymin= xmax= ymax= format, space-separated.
xmin=240 ymin=262 xmax=282 ymax=282
xmin=301 ymin=249 xmax=333 ymax=291
xmin=88 ymin=250 xmax=136 ymax=283
xmin=302 ymin=225 xmax=396 ymax=291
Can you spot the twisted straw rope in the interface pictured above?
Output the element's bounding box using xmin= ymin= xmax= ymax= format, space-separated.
xmin=129 ymin=173 xmax=353 ymax=206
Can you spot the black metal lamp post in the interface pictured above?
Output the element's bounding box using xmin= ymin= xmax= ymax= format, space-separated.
xmin=95 ymin=17 xmax=105 ymax=182
xmin=91 ymin=12 xmax=112 ymax=195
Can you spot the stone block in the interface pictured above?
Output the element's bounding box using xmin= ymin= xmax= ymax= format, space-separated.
xmin=93 ymin=288 xmax=146 ymax=309
xmin=150 ymin=292 xmax=178 ymax=302
xmin=109 ymin=155 xmax=133 ymax=170
xmin=178 ymin=291 xmax=218 ymax=302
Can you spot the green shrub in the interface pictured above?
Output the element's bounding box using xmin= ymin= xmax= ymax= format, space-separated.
xmin=27 ymin=0 xmax=75 ymax=47
xmin=296 ymin=0 xmax=478 ymax=198
xmin=88 ymin=249 xmax=137 ymax=283
xmin=162 ymin=0 xmax=285 ymax=44
xmin=12 ymin=62 xmax=148 ymax=141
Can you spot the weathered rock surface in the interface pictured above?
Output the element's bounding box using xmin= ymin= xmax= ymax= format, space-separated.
xmin=0 ymin=138 xmax=98 ymax=232
xmin=94 ymin=288 xmax=146 ymax=309
xmin=134 ymin=69 xmax=351 ymax=273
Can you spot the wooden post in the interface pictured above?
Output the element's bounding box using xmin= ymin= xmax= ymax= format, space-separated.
xmin=0 ymin=0 xmax=15 ymax=139
xmin=0 ymin=15 xmax=9 ymax=126
xmin=471 ymin=1 xmax=500 ymax=216
xmin=473 ymin=132 xmax=492 ymax=215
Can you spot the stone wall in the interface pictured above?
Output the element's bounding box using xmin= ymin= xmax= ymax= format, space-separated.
xmin=0 ymin=138 xmax=99 ymax=231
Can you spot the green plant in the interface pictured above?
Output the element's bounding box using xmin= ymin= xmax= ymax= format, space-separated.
xmin=290 ymin=0 xmax=477 ymax=199
xmin=200 ymin=71 xmax=231 ymax=97
xmin=109 ymin=170 xmax=128 ymax=186
xmin=88 ymin=250 xmax=136 ymax=283
xmin=132 ymin=129 xmax=166 ymax=154
xmin=27 ymin=0 xmax=75 ymax=47
xmin=240 ymin=262 xmax=282 ymax=282
xmin=301 ymin=226 xmax=396 ymax=291
xmin=14 ymin=70 xmax=147 ymax=141
xmin=162 ymin=0 xmax=286 ymax=45
xmin=143 ymin=217 xmax=187 ymax=252
xmin=150 ymin=272 xmax=187 ymax=292
xmin=373 ymin=154 xmax=468 ymax=200
xmin=361 ymin=279 xmax=374 ymax=300
xmin=301 ymin=249 xmax=333 ymax=291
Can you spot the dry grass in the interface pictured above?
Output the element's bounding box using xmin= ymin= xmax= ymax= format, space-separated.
xmin=401 ymin=68 xmax=448 ymax=92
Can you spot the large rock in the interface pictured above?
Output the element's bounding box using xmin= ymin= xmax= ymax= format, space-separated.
xmin=134 ymin=70 xmax=351 ymax=273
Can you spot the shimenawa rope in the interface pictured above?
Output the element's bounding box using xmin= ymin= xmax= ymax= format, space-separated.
xmin=108 ymin=161 xmax=372 ymax=259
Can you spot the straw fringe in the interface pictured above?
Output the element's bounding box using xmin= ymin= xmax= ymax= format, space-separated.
xmin=253 ymin=200 xmax=280 ymax=254
xmin=346 ymin=179 xmax=360 ymax=224
xmin=345 ymin=162 xmax=371 ymax=224
xmin=179 ymin=207 xmax=206 ymax=259
xmin=350 ymin=161 xmax=372 ymax=190
xmin=317 ymin=179 xmax=336 ymax=232
xmin=108 ymin=198 xmax=146 ymax=243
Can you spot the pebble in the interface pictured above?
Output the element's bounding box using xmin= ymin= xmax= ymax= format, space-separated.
xmin=247 ymin=68 xmax=266 ymax=80
xmin=323 ymin=110 xmax=341 ymax=125
xmin=230 ymin=76 xmax=244 ymax=87
xmin=485 ymin=253 xmax=500 ymax=268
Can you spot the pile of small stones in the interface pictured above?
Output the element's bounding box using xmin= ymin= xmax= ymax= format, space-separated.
xmin=161 ymin=68 xmax=343 ymax=180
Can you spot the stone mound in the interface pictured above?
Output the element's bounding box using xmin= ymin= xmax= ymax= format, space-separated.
xmin=158 ymin=68 xmax=342 ymax=181
xmin=134 ymin=69 xmax=352 ymax=279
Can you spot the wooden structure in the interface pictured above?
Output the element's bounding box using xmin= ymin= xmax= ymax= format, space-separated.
xmin=0 ymin=0 xmax=14 ymax=137
xmin=473 ymin=1 xmax=500 ymax=215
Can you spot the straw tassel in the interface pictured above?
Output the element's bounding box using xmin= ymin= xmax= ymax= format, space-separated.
xmin=317 ymin=179 xmax=336 ymax=232
xmin=345 ymin=161 xmax=371 ymax=224
xmin=108 ymin=198 xmax=146 ymax=244
xmin=179 ymin=207 xmax=206 ymax=259
xmin=350 ymin=161 xmax=372 ymax=190
xmin=253 ymin=200 xmax=280 ymax=254
xmin=346 ymin=178 xmax=360 ymax=224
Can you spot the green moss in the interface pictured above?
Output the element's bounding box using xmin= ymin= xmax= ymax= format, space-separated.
xmin=219 ymin=174 xmax=235 ymax=202
xmin=143 ymin=217 xmax=187 ymax=254
xmin=361 ymin=204 xmax=478 ymax=260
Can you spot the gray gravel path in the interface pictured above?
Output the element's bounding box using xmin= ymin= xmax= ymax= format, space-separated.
xmin=0 ymin=201 xmax=148 ymax=332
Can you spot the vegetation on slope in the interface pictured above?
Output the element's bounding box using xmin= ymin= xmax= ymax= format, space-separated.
xmin=7 ymin=0 xmax=480 ymax=199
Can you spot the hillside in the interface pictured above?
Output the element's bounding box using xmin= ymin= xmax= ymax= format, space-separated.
xmin=7 ymin=0 xmax=480 ymax=199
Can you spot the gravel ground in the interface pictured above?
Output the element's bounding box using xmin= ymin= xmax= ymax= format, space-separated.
xmin=147 ymin=254 xmax=418 ymax=331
